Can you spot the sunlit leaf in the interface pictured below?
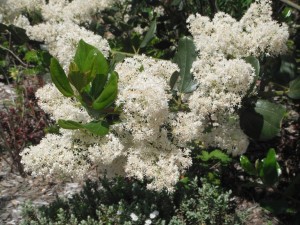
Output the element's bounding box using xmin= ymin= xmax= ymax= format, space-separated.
xmin=92 ymin=72 xmax=118 ymax=110
xmin=50 ymin=58 xmax=74 ymax=97
xmin=240 ymin=155 xmax=257 ymax=176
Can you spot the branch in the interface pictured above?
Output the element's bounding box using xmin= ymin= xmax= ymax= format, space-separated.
xmin=0 ymin=45 xmax=30 ymax=67
xmin=280 ymin=0 xmax=300 ymax=11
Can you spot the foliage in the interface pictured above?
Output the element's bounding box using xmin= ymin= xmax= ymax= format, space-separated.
xmin=21 ymin=176 xmax=242 ymax=225
xmin=0 ymin=78 xmax=51 ymax=175
xmin=240 ymin=148 xmax=281 ymax=187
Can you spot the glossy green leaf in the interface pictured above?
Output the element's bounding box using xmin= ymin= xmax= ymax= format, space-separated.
xmin=92 ymin=72 xmax=118 ymax=110
xmin=173 ymin=36 xmax=197 ymax=93
xmin=74 ymin=39 xmax=108 ymax=76
xmin=244 ymin=56 xmax=260 ymax=77
xmin=288 ymin=76 xmax=300 ymax=99
xmin=58 ymin=119 xmax=109 ymax=136
xmin=68 ymin=62 xmax=87 ymax=92
xmin=82 ymin=121 xmax=109 ymax=135
xmin=140 ymin=20 xmax=157 ymax=48
xmin=85 ymin=49 xmax=108 ymax=81
xmin=240 ymin=155 xmax=257 ymax=176
xmin=50 ymin=58 xmax=74 ymax=97
xmin=240 ymin=100 xmax=286 ymax=141
xmin=255 ymin=100 xmax=286 ymax=141
xmin=261 ymin=148 xmax=280 ymax=186
xmin=90 ymin=74 xmax=108 ymax=99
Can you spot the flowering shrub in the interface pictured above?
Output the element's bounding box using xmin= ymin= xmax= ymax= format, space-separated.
xmin=0 ymin=0 xmax=292 ymax=192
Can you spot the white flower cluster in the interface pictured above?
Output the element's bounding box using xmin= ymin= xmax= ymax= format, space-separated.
xmin=171 ymin=0 xmax=288 ymax=155
xmin=26 ymin=21 xmax=110 ymax=70
xmin=21 ymin=56 xmax=192 ymax=192
xmin=19 ymin=0 xmax=289 ymax=191
xmin=187 ymin=0 xmax=289 ymax=58
xmin=0 ymin=0 xmax=44 ymax=24
xmin=0 ymin=0 xmax=112 ymax=69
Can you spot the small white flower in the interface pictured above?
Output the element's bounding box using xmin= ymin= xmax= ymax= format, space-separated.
xmin=145 ymin=219 xmax=152 ymax=225
xmin=130 ymin=213 xmax=138 ymax=221
xmin=149 ymin=210 xmax=159 ymax=219
xmin=117 ymin=210 xmax=122 ymax=215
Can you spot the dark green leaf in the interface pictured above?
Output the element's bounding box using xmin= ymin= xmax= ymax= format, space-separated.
xmin=244 ymin=56 xmax=260 ymax=77
xmin=8 ymin=25 xmax=29 ymax=44
xmin=50 ymin=58 xmax=74 ymax=97
xmin=240 ymin=100 xmax=286 ymax=141
xmin=173 ymin=36 xmax=197 ymax=93
xmin=170 ymin=71 xmax=180 ymax=90
xmin=240 ymin=155 xmax=257 ymax=176
xmin=255 ymin=100 xmax=286 ymax=141
xmin=261 ymin=148 xmax=280 ymax=186
xmin=92 ymin=72 xmax=118 ymax=110
xmin=275 ymin=55 xmax=297 ymax=84
xmin=288 ymin=76 xmax=300 ymax=99
xmin=140 ymin=20 xmax=157 ymax=48
xmin=68 ymin=62 xmax=87 ymax=92
xmin=90 ymin=74 xmax=108 ymax=99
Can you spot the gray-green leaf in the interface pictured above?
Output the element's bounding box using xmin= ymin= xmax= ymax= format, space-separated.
xmin=140 ymin=20 xmax=157 ymax=48
xmin=173 ymin=36 xmax=197 ymax=93
xmin=288 ymin=76 xmax=300 ymax=99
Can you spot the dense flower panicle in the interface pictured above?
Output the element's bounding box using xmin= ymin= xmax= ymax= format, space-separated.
xmin=0 ymin=0 xmax=113 ymax=24
xmin=18 ymin=0 xmax=289 ymax=191
xmin=21 ymin=54 xmax=191 ymax=192
xmin=190 ymin=57 xmax=255 ymax=114
xmin=115 ymin=55 xmax=178 ymax=142
xmin=201 ymin=116 xmax=250 ymax=156
xmin=187 ymin=0 xmax=289 ymax=58
xmin=26 ymin=21 xmax=110 ymax=69
xmin=125 ymin=130 xmax=192 ymax=192
xmin=36 ymin=84 xmax=90 ymax=123
xmin=0 ymin=0 xmax=44 ymax=24
xmin=40 ymin=0 xmax=112 ymax=24
xmin=0 ymin=0 xmax=111 ymax=70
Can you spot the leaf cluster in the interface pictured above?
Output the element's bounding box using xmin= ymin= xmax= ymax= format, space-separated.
xmin=50 ymin=40 xmax=119 ymax=135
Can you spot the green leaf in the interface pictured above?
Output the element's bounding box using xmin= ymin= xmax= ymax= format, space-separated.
xmin=140 ymin=20 xmax=157 ymax=48
xmin=82 ymin=121 xmax=109 ymax=135
xmin=74 ymin=39 xmax=108 ymax=76
xmin=198 ymin=150 xmax=231 ymax=164
xmin=173 ymin=36 xmax=197 ymax=93
xmin=261 ymin=148 xmax=280 ymax=186
xmin=50 ymin=58 xmax=74 ymax=97
xmin=240 ymin=155 xmax=257 ymax=176
xmin=90 ymin=74 xmax=108 ymax=99
xmin=58 ymin=120 xmax=82 ymax=129
xmin=275 ymin=55 xmax=297 ymax=84
xmin=92 ymin=72 xmax=118 ymax=110
xmin=68 ymin=62 xmax=87 ymax=92
xmin=255 ymin=100 xmax=286 ymax=141
xmin=244 ymin=56 xmax=260 ymax=77
xmin=240 ymin=100 xmax=286 ymax=141
xmin=170 ymin=71 xmax=180 ymax=90
xmin=288 ymin=76 xmax=300 ymax=99
xmin=58 ymin=119 xmax=109 ymax=136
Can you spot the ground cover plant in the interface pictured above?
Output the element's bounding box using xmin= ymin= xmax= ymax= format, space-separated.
xmin=0 ymin=0 xmax=299 ymax=224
